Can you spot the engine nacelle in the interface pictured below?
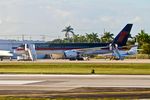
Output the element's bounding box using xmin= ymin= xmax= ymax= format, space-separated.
xmin=109 ymin=43 xmax=118 ymax=50
xmin=64 ymin=50 xmax=78 ymax=59
xmin=115 ymin=44 xmax=118 ymax=49
xmin=109 ymin=44 xmax=113 ymax=50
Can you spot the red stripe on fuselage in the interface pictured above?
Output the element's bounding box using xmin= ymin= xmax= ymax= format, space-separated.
xmin=16 ymin=47 xmax=129 ymax=51
xmin=35 ymin=48 xmax=80 ymax=50
xmin=16 ymin=48 xmax=81 ymax=51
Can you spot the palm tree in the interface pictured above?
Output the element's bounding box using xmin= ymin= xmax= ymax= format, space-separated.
xmin=86 ymin=33 xmax=93 ymax=43
xmin=85 ymin=33 xmax=100 ymax=43
xmin=79 ymin=35 xmax=87 ymax=43
xmin=101 ymin=32 xmax=114 ymax=43
xmin=73 ymin=34 xmax=80 ymax=43
xmin=92 ymin=32 xmax=100 ymax=42
xmin=137 ymin=30 xmax=149 ymax=43
xmin=136 ymin=30 xmax=150 ymax=48
xmin=62 ymin=26 xmax=74 ymax=42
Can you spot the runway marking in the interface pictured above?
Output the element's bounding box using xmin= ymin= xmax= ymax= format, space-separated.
xmin=25 ymin=81 xmax=66 ymax=85
xmin=0 ymin=80 xmax=43 ymax=85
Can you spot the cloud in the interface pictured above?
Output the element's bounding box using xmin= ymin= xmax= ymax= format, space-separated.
xmin=100 ymin=16 xmax=113 ymax=22
xmin=0 ymin=0 xmax=149 ymax=40
xmin=0 ymin=19 xmax=2 ymax=24
xmin=130 ymin=16 xmax=142 ymax=23
xmin=46 ymin=6 xmax=71 ymax=18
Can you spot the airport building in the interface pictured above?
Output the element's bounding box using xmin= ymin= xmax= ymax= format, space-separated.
xmin=0 ymin=39 xmax=45 ymax=59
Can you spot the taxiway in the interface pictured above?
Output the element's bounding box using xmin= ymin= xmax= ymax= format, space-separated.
xmin=0 ymin=74 xmax=150 ymax=91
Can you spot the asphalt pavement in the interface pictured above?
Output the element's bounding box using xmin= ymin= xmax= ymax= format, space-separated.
xmin=0 ymin=74 xmax=150 ymax=91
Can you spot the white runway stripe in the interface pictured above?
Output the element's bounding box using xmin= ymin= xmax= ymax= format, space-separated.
xmin=0 ymin=80 xmax=42 ymax=85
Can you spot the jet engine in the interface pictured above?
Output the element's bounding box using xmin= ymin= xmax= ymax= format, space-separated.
xmin=109 ymin=43 xmax=118 ymax=50
xmin=64 ymin=50 xmax=78 ymax=59
xmin=64 ymin=50 xmax=84 ymax=60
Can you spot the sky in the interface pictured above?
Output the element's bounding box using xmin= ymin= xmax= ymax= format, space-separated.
xmin=0 ymin=0 xmax=150 ymax=41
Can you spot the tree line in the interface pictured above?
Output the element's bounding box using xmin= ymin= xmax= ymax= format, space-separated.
xmin=49 ymin=26 xmax=150 ymax=57
xmin=50 ymin=26 xmax=114 ymax=43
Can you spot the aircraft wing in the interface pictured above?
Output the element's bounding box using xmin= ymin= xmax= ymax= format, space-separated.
xmin=0 ymin=50 xmax=13 ymax=57
xmin=72 ymin=46 xmax=111 ymax=55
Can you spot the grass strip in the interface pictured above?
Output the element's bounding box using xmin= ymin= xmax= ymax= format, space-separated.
xmin=0 ymin=63 xmax=150 ymax=74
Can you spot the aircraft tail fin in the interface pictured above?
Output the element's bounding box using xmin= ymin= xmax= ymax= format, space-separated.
xmin=112 ymin=24 xmax=133 ymax=46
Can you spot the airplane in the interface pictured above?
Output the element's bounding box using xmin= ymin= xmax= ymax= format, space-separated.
xmin=0 ymin=50 xmax=13 ymax=61
xmin=15 ymin=24 xmax=133 ymax=61
xmin=102 ymin=44 xmax=138 ymax=60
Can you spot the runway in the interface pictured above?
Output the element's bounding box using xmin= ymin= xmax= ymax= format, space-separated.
xmin=0 ymin=74 xmax=150 ymax=91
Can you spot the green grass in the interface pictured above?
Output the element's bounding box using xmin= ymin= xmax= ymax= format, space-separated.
xmin=0 ymin=62 xmax=150 ymax=74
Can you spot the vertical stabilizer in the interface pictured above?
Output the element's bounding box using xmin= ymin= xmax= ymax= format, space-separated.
xmin=113 ymin=24 xmax=133 ymax=46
